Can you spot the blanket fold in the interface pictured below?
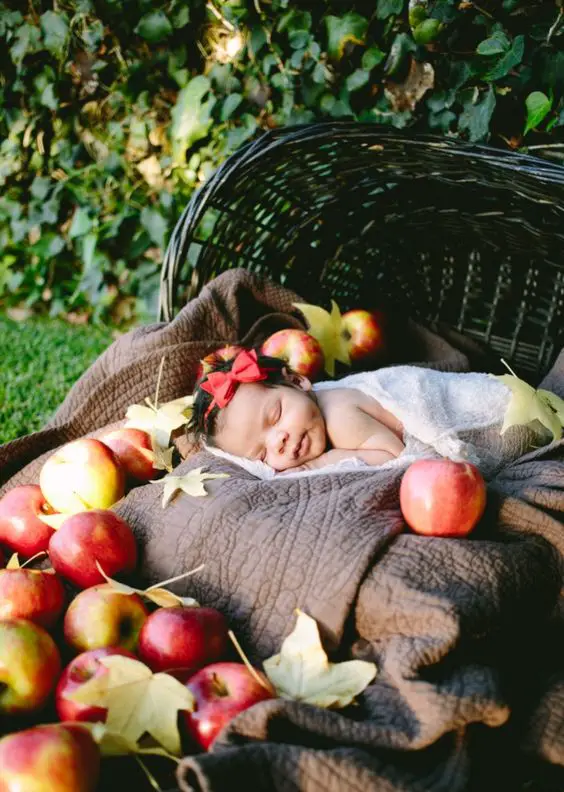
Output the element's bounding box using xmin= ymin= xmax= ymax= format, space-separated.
xmin=2 ymin=268 xmax=564 ymax=792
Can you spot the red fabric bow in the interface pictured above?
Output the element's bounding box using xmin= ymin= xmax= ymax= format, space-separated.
xmin=200 ymin=349 xmax=269 ymax=417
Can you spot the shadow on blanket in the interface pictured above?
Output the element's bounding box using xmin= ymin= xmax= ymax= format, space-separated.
xmin=2 ymin=269 xmax=564 ymax=792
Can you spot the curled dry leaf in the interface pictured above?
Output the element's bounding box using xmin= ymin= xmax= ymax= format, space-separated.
xmin=95 ymin=561 xmax=201 ymax=608
xmin=263 ymin=609 xmax=377 ymax=708
xmin=384 ymin=58 xmax=435 ymax=113
xmin=6 ymin=553 xmax=20 ymax=570
xmin=68 ymin=655 xmax=195 ymax=756
xmin=293 ymin=300 xmax=350 ymax=377
xmin=496 ymin=373 xmax=563 ymax=441
xmin=156 ymin=467 xmax=230 ymax=507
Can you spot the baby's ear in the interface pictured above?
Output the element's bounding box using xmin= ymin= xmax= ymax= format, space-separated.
xmin=282 ymin=367 xmax=312 ymax=392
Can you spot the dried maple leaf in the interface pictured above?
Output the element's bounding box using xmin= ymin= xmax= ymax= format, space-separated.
xmin=156 ymin=467 xmax=230 ymax=507
xmin=496 ymin=371 xmax=563 ymax=441
xmin=95 ymin=561 xmax=201 ymax=608
xmin=263 ymin=609 xmax=377 ymax=708
xmin=86 ymin=723 xmax=178 ymax=761
xmin=293 ymin=300 xmax=350 ymax=376
xmin=68 ymin=655 xmax=194 ymax=755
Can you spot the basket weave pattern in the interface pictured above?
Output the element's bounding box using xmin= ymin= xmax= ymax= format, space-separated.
xmin=160 ymin=123 xmax=564 ymax=379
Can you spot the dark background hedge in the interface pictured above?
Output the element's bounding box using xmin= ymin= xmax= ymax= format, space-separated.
xmin=1 ymin=0 xmax=563 ymax=325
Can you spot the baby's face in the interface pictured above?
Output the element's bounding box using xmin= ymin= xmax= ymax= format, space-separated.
xmin=213 ymin=381 xmax=327 ymax=471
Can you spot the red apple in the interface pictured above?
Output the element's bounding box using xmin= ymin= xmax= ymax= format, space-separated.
xmin=261 ymin=329 xmax=324 ymax=380
xmin=341 ymin=309 xmax=386 ymax=363
xmin=0 ymin=723 xmax=100 ymax=792
xmin=48 ymin=509 xmax=137 ymax=589
xmin=56 ymin=646 xmax=136 ymax=722
xmin=196 ymin=344 xmax=245 ymax=381
xmin=0 ymin=618 xmax=61 ymax=714
xmin=100 ymin=427 xmax=160 ymax=482
xmin=39 ymin=438 xmax=125 ymax=514
xmin=0 ymin=567 xmax=66 ymax=629
xmin=399 ymin=459 xmax=486 ymax=538
xmin=137 ymin=606 xmax=228 ymax=673
xmin=64 ymin=584 xmax=148 ymax=654
xmin=0 ymin=484 xmax=58 ymax=557
xmin=184 ymin=661 xmax=275 ymax=750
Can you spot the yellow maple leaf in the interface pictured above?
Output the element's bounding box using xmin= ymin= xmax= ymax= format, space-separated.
xmin=68 ymin=655 xmax=194 ymax=756
xmin=293 ymin=300 xmax=350 ymax=376
xmin=263 ymin=609 xmax=377 ymax=708
xmin=496 ymin=373 xmax=563 ymax=441
xmin=125 ymin=395 xmax=194 ymax=449
xmin=95 ymin=561 xmax=202 ymax=608
xmin=155 ymin=467 xmax=230 ymax=507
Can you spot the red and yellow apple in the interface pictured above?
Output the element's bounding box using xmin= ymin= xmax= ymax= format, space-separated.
xmin=0 ymin=618 xmax=61 ymax=714
xmin=64 ymin=584 xmax=148 ymax=654
xmin=56 ymin=646 xmax=136 ymax=722
xmin=39 ymin=438 xmax=125 ymax=514
xmin=100 ymin=427 xmax=160 ymax=482
xmin=183 ymin=661 xmax=275 ymax=750
xmin=0 ymin=723 xmax=100 ymax=792
xmin=399 ymin=458 xmax=486 ymax=538
xmin=196 ymin=344 xmax=244 ymax=381
xmin=341 ymin=309 xmax=386 ymax=364
xmin=261 ymin=329 xmax=325 ymax=381
xmin=0 ymin=567 xmax=66 ymax=629
xmin=0 ymin=484 xmax=58 ymax=557
xmin=137 ymin=605 xmax=228 ymax=673
xmin=48 ymin=509 xmax=137 ymax=589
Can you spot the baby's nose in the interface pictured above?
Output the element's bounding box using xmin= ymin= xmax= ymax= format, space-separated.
xmin=269 ymin=428 xmax=289 ymax=455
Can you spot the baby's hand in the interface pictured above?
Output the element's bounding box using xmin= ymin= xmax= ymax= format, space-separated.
xmin=277 ymin=449 xmax=360 ymax=475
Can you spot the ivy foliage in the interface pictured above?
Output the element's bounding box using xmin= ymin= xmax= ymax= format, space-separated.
xmin=1 ymin=0 xmax=563 ymax=324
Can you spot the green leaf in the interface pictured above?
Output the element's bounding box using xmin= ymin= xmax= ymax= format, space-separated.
xmin=135 ymin=11 xmax=173 ymax=43
xmin=40 ymin=84 xmax=58 ymax=111
xmin=10 ymin=23 xmax=41 ymax=65
xmin=384 ymin=32 xmax=416 ymax=76
xmin=476 ymin=31 xmax=510 ymax=56
xmin=346 ymin=69 xmax=370 ymax=92
xmin=30 ymin=176 xmax=51 ymax=200
xmin=459 ymin=86 xmax=496 ymax=142
xmin=40 ymin=11 xmax=69 ymax=58
xmin=524 ymin=91 xmax=552 ymax=135
xmin=170 ymin=76 xmax=215 ymax=165
xmin=376 ymin=0 xmax=404 ymax=19
xmin=141 ymin=207 xmax=168 ymax=249
xmin=325 ymin=13 xmax=368 ymax=60
xmin=362 ymin=47 xmax=385 ymax=70
xmin=221 ymin=93 xmax=243 ymax=121
xmin=483 ymin=35 xmax=524 ymax=81
xmin=69 ymin=208 xmax=93 ymax=239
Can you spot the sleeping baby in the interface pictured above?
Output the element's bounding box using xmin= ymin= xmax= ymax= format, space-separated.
xmin=188 ymin=348 xmax=535 ymax=478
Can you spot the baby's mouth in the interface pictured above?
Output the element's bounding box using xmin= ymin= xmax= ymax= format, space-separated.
xmin=293 ymin=431 xmax=307 ymax=459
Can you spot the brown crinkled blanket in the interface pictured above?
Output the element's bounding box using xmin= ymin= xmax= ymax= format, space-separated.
xmin=2 ymin=269 xmax=564 ymax=792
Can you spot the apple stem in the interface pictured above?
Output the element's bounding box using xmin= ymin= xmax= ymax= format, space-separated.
xmin=228 ymin=630 xmax=273 ymax=693
xmin=154 ymin=355 xmax=166 ymax=411
xmin=500 ymin=358 xmax=519 ymax=379
xmin=145 ymin=564 xmax=205 ymax=592
xmin=19 ymin=551 xmax=48 ymax=569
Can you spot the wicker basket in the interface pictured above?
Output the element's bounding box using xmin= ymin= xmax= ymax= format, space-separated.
xmin=160 ymin=122 xmax=564 ymax=380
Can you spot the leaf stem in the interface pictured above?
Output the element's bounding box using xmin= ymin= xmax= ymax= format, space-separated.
xmin=145 ymin=564 xmax=205 ymax=591
xmin=228 ymin=630 xmax=274 ymax=693
xmin=154 ymin=355 xmax=166 ymax=411
xmin=500 ymin=357 xmax=519 ymax=378
xmin=19 ymin=550 xmax=48 ymax=569
xmin=134 ymin=756 xmax=162 ymax=792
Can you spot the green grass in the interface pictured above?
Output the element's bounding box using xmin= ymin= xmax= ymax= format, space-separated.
xmin=0 ymin=315 xmax=115 ymax=444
